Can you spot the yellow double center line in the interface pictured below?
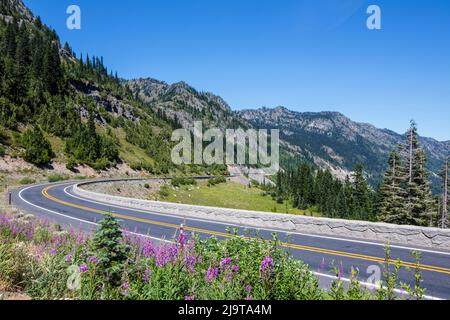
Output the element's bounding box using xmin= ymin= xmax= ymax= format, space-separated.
xmin=42 ymin=186 xmax=450 ymax=275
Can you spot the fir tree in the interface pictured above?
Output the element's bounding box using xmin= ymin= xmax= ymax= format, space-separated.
xmin=439 ymin=156 xmax=449 ymax=228
xmin=378 ymin=151 xmax=408 ymax=224
xmin=352 ymin=164 xmax=373 ymax=221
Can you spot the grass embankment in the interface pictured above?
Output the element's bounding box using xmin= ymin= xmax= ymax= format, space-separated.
xmin=0 ymin=211 xmax=426 ymax=300
xmin=161 ymin=180 xmax=320 ymax=216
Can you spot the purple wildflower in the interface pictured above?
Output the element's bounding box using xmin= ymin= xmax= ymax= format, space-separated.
xmin=122 ymin=281 xmax=130 ymax=296
xmin=260 ymin=256 xmax=274 ymax=272
xmin=87 ymin=256 xmax=98 ymax=264
xmin=178 ymin=227 xmax=187 ymax=248
xmin=184 ymin=255 xmax=197 ymax=273
xmin=143 ymin=268 xmax=151 ymax=283
xmin=79 ymin=264 xmax=88 ymax=273
xmin=220 ymin=257 xmax=232 ymax=270
xmin=155 ymin=244 xmax=178 ymax=267
xmin=245 ymin=284 xmax=252 ymax=293
xmin=65 ymin=254 xmax=73 ymax=263
xmin=206 ymin=266 xmax=219 ymax=283
xmin=338 ymin=262 xmax=344 ymax=278
xmin=245 ymin=295 xmax=253 ymax=301
xmin=260 ymin=256 xmax=274 ymax=281
xmin=185 ymin=294 xmax=196 ymax=300
xmin=50 ymin=248 xmax=57 ymax=256
xmin=232 ymin=265 xmax=239 ymax=273
xmin=142 ymin=240 xmax=155 ymax=258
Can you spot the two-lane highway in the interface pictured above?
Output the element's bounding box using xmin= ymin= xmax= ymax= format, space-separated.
xmin=11 ymin=181 xmax=450 ymax=299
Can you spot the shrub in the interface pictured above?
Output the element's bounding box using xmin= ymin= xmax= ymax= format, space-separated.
xmin=21 ymin=126 xmax=54 ymax=166
xmin=207 ymin=176 xmax=226 ymax=187
xmin=159 ymin=185 xmax=170 ymax=198
xmin=20 ymin=177 xmax=36 ymax=185
xmin=171 ymin=176 xmax=197 ymax=187
xmin=48 ymin=174 xmax=67 ymax=183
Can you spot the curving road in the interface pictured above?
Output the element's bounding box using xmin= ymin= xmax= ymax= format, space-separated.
xmin=11 ymin=181 xmax=450 ymax=300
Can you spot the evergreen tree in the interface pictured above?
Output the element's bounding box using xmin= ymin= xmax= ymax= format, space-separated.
xmin=378 ymin=151 xmax=408 ymax=224
xmin=403 ymin=122 xmax=436 ymax=226
xmin=21 ymin=126 xmax=54 ymax=166
xmin=439 ymin=156 xmax=449 ymax=228
xmin=89 ymin=214 xmax=130 ymax=285
xmin=352 ymin=164 xmax=374 ymax=221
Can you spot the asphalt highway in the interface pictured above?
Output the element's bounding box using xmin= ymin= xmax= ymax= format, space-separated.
xmin=11 ymin=181 xmax=450 ymax=300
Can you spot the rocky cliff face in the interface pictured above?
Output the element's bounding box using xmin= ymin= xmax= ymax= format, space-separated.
xmin=126 ymin=78 xmax=248 ymax=130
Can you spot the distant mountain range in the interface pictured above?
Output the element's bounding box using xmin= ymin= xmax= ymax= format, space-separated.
xmin=127 ymin=79 xmax=449 ymax=188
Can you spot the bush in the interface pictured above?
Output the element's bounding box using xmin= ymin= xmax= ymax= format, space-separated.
xmin=21 ymin=127 xmax=54 ymax=166
xmin=48 ymin=174 xmax=67 ymax=183
xmin=0 ymin=144 xmax=5 ymax=157
xmin=20 ymin=177 xmax=36 ymax=185
xmin=171 ymin=176 xmax=197 ymax=187
xmin=0 ymin=242 xmax=29 ymax=291
xmin=207 ymin=176 xmax=226 ymax=187
xmin=158 ymin=185 xmax=170 ymax=198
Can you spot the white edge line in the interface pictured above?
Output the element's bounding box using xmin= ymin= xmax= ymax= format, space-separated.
xmin=16 ymin=185 xmax=446 ymax=301
xmin=17 ymin=186 xmax=172 ymax=244
xmin=63 ymin=185 xmax=450 ymax=256
xmin=312 ymin=272 xmax=443 ymax=301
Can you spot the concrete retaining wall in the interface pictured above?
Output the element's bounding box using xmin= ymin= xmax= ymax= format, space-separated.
xmin=74 ymin=180 xmax=450 ymax=250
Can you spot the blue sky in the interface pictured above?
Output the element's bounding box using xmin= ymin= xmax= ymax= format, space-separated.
xmin=23 ymin=0 xmax=450 ymax=141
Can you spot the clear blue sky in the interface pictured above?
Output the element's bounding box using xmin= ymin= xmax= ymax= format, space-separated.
xmin=23 ymin=0 xmax=450 ymax=141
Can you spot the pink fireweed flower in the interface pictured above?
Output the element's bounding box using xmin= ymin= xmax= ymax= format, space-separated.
xmin=259 ymin=256 xmax=274 ymax=280
xmin=142 ymin=240 xmax=155 ymax=258
xmin=206 ymin=266 xmax=219 ymax=283
xmin=155 ymin=244 xmax=178 ymax=267
xmin=87 ymin=256 xmax=98 ymax=264
xmin=143 ymin=268 xmax=151 ymax=283
xmin=220 ymin=257 xmax=232 ymax=270
xmin=79 ymin=264 xmax=88 ymax=273
xmin=122 ymin=281 xmax=130 ymax=295
xmin=184 ymin=255 xmax=197 ymax=273
xmin=260 ymin=256 xmax=274 ymax=272
xmin=338 ymin=262 xmax=344 ymax=278
xmin=178 ymin=227 xmax=187 ymax=248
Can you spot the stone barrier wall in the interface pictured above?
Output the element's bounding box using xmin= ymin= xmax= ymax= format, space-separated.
xmin=74 ymin=180 xmax=450 ymax=250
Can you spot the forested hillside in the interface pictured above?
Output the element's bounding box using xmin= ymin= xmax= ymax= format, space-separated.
xmin=0 ymin=2 xmax=224 ymax=176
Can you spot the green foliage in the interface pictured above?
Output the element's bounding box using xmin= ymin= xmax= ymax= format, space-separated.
xmin=0 ymin=212 xmax=427 ymax=300
xmin=47 ymin=174 xmax=67 ymax=183
xmin=171 ymin=176 xmax=197 ymax=187
xmin=276 ymin=162 xmax=374 ymax=220
xmin=19 ymin=177 xmax=36 ymax=185
xmin=89 ymin=214 xmax=130 ymax=286
xmin=377 ymin=122 xmax=437 ymax=226
xmin=207 ymin=176 xmax=226 ymax=187
xmin=21 ymin=126 xmax=54 ymax=166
